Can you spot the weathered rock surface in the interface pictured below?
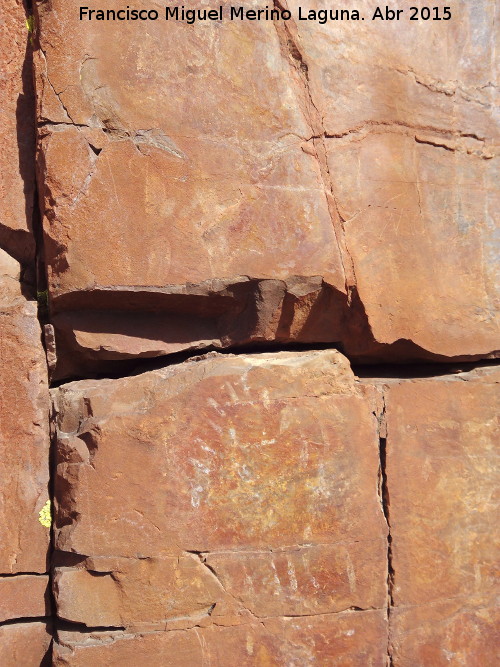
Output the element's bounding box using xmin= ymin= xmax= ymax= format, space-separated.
xmin=0 ymin=249 xmax=50 ymax=573
xmin=382 ymin=371 xmax=499 ymax=664
xmin=0 ymin=574 xmax=50 ymax=622
xmin=53 ymin=611 xmax=387 ymax=666
xmin=51 ymin=350 xmax=388 ymax=650
xmin=34 ymin=0 xmax=499 ymax=378
xmin=390 ymin=598 xmax=500 ymax=667
xmin=0 ymin=0 xmax=495 ymax=662
xmin=46 ymin=353 xmax=500 ymax=665
xmin=0 ymin=0 xmax=36 ymax=264
xmin=386 ymin=375 xmax=499 ymax=607
xmin=288 ymin=0 xmax=499 ymax=359
xmin=0 ymin=621 xmax=52 ymax=666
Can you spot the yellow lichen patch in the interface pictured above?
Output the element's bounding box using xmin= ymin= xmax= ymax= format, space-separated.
xmin=38 ymin=500 xmax=52 ymax=528
xmin=25 ymin=15 xmax=35 ymax=33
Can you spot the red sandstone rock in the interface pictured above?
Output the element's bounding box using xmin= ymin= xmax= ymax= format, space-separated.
xmin=54 ymin=555 xmax=239 ymax=630
xmin=51 ymin=350 xmax=388 ymax=644
xmin=47 ymin=277 xmax=349 ymax=380
xmin=379 ymin=370 xmax=499 ymax=663
xmin=34 ymin=0 xmax=347 ymax=379
xmin=9 ymin=2 xmax=497 ymax=663
xmin=0 ymin=621 xmax=51 ymax=667
xmin=0 ymin=250 xmax=50 ymax=573
xmin=390 ymin=597 xmax=500 ymax=667
xmin=0 ymin=0 xmax=36 ymax=263
xmin=0 ymin=574 xmax=50 ymax=622
xmin=288 ymin=0 xmax=499 ymax=358
xmin=385 ymin=376 xmax=499 ymax=607
xmin=34 ymin=0 xmax=499 ymax=377
xmin=53 ymin=610 xmax=387 ymax=666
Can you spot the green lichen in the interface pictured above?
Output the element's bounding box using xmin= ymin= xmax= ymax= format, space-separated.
xmin=36 ymin=290 xmax=48 ymax=306
xmin=38 ymin=499 xmax=52 ymax=528
xmin=37 ymin=290 xmax=49 ymax=321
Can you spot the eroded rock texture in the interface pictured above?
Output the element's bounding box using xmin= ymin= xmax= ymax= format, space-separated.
xmin=0 ymin=0 xmax=36 ymax=264
xmin=383 ymin=371 xmax=500 ymax=666
xmin=0 ymin=575 xmax=50 ymax=623
xmin=0 ymin=0 xmax=498 ymax=663
xmin=0 ymin=621 xmax=52 ymax=667
xmin=34 ymin=0 xmax=498 ymax=379
xmin=0 ymin=250 xmax=50 ymax=574
xmin=0 ymin=250 xmax=51 ymax=661
xmin=50 ymin=354 xmax=499 ymax=663
xmin=52 ymin=613 xmax=387 ymax=666
xmin=51 ymin=350 xmax=389 ymax=661
xmin=0 ymin=7 xmax=51 ymax=656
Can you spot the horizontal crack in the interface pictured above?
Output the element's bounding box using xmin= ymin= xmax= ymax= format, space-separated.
xmin=49 ymin=342 xmax=500 ymax=389
xmin=0 ymin=616 xmax=51 ymax=628
xmin=56 ymin=620 xmax=126 ymax=633
xmin=0 ymin=572 xmax=48 ymax=578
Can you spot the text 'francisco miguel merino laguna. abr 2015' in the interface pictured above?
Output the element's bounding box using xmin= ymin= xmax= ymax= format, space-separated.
xmin=78 ymin=6 xmax=452 ymax=24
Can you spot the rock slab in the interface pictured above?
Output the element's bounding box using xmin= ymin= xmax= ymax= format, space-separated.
xmin=52 ymin=350 xmax=389 ymax=660
xmin=0 ymin=0 xmax=36 ymax=263
xmin=0 ymin=574 xmax=50 ymax=622
xmin=0 ymin=250 xmax=50 ymax=574
xmin=34 ymin=0 xmax=499 ymax=377
xmin=384 ymin=371 xmax=500 ymax=666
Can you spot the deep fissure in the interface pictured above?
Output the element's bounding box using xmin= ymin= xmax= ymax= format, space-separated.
xmin=377 ymin=391 xmax=394 ymax=667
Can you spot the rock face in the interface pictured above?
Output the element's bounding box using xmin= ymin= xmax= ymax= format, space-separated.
xmin=291 ymin=0 xmax=499 ymax=359
xmin=0 ymin=249 xmax=51 ymax=659
xmin=0 ymin=250 xmax=50 ymax=574
xmin=0 ymin=575 xmax=50 ymax=622
xmin=0 ymin=0 xmax=497 ymax=663
xmin=383 ymin=371 xmax=500 ymax=666
xmin=0 ymin=621 xmax=52 ymax=667
xmin=50 ymin=354 xmax=499 ymax=663
xmin=51 ymin=350 xmax=388 ymax=658
xmin=34 ymin=0 xmax=498 ymax=379
xmin=0 ymin=0 xmax=36 ymax=264
xmin=0 ymin=16 xmax=51 ymax=638
xmin=52 ymin=612 xmax=387 ymax=666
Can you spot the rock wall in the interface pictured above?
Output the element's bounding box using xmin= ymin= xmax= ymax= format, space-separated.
xmin=0 ymin=2 xmax=51 ymax=664
xmin=0 ymin=0 xmax=498 ymax=665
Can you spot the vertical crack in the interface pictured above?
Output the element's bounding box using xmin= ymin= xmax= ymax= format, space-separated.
xmin=377 ymin=394 xmax=394 ymax=666
xmin=22 ymin=0 xmax=56 ymax=660
xmin=272 ymin=0 xmax=357 ymax=296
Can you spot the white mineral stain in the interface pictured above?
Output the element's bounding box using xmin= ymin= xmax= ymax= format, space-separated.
xmin=190 ymin=458 xmax=211 ymax=475
xmin=270 ymin=560 xmax=282 ymax=595
xmin=346 ymin=551 xmax=357 ymax=592
xmin=287 ymin=558 xmax=298 ymax=591
xmin=238 ymin=464 xmax=252 ymax=481
xmin=246 ymin=633 xmax=254 ymax=656
xmin=207 ymin=419 xmax=223 ymax=434
xmin=191 ymin=484 xmax=204 ymax=508
xmin=262 ymin=388 xmax=270 ymax=409
xmin=207 ymin=397 xmax=226 ymax=416
xmin=225 ymin=382 xmax=240 ymax=403
xmin=310 ymin=575 xmax=320 ymax=590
